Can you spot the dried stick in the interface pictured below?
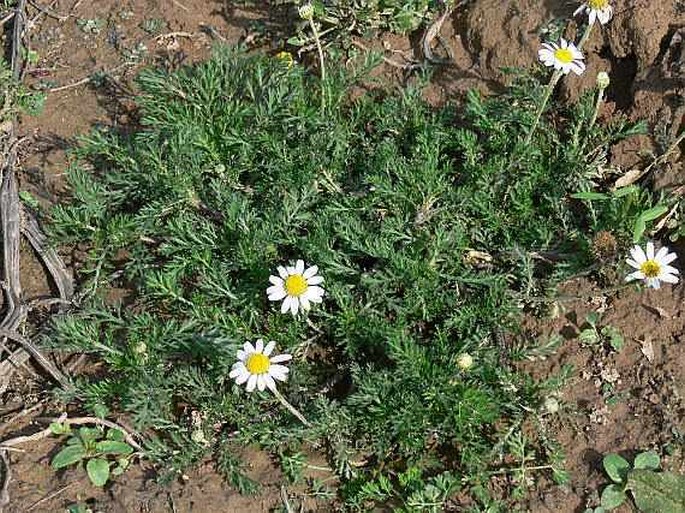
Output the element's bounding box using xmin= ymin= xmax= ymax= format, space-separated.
xmin=20 ymin=205 xmax=73 ymax=302
xmin=0 ymin=416 xmax=143 ymax=452
xmin=0 ymin=329 xmax=69 ymax=388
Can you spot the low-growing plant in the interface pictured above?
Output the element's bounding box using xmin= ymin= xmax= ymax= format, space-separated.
xmin=592 ymin=451 xmax=685 ymax=512
xmin=46 ymin=45 xmax=654 ymax=508
xmin=577 ymin=312 xmax=624 ymax=352
xmin=50 ymin=422 xmax=135 ymax=487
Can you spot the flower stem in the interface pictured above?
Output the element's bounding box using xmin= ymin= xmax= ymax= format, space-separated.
xmin=588 ymin=87 xmax=604 ymax=131
xmin=576 ymin=20 xmax=594 ymax=52
xmin=525 ymin=69 xmax=562 ymax=144
xmin=272 ymin=387 xmax=311 ymax=427
xmin=308 ymin=18 xmax=326 ymax=111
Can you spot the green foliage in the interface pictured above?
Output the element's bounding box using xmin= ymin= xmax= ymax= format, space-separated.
xmin=50 ymin=422 xmax=135 ymax=487
xmin=0 ymin=59 xmax=45 ymax=120
xmin=284 ymin=0 xmax=436 ymax=48
xmin=577 ymin=312 xmax=624 ymax=352
xmin=597 ymin=451 xmax=685 ymax=512
xmin=48 ymin=47 xmax=651 ymax=507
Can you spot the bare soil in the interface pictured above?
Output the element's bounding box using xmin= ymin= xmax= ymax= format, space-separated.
xmin=1 ymin=0 xmax=684 ymax=511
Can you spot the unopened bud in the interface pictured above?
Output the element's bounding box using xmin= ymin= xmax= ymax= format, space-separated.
xmin=596 ymin=71 xmax=610 ymax=90
xmin=457 ymin=353 xmax=474 ymax=371
xmin=298 ymin=3 xmax=314 ymax=20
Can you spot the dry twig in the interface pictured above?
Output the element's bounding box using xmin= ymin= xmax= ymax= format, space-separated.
xmin=0 ymin=416 xmax=143 ymax=452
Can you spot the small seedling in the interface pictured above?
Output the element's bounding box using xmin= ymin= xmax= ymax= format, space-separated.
xmin=578 ymin=312 xmax=624 ymax=352
xmin=50 ymin=422 xmax=135 ymax=487
xmin=590 ymin=451 xmax=685 ymax=512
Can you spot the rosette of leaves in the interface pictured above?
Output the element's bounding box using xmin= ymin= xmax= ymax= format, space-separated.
xmin=50 ymin=423 xmax=135 ymax=487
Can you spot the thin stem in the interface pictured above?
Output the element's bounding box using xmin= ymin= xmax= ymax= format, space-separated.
xmin=272 ymin=387 xmax=311 ymax=427
xmin=588 ymin=87 xmax=605 ymax=132
xmin=308 ymin=18 xmax=326 ymax=112
xmin=525 ymin=69 xmax=562 ymax=144
xmin=576 ymin=20 xmax=595 ymax=52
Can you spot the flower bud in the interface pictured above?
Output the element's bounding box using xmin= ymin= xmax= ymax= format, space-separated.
xmin=596 ymin=71 xmax=610 ymax=90
xmin=457 ymin=353 xmax=474 ymax=371
xmin=298 ymin=3 xmax=314 ymax=20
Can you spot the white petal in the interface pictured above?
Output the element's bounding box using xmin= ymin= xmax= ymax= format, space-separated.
xmin=257 ymin=375 xmax=266 ymax=391
xmin=626 ymin=271 xmax=645 ymax=282
xmin=647 ymin=278 xmax=661 ymax=289
xmin=306 ymin=275 xmax=324 ymax=285
xmin=598 ymin=7 xmax=612 ymax=24
xmin=246 ymin=374 xmax=258 ymax=392
xmin=573 ymin=5 xmax=584 ymax=16
xmin=630 ymin=245 xmax=647 ymax=264
xmin=660 ymin=273 xmax=679 ymax=284
xmin=243 ymin=341 xmax=255 ymax=354
xmin=265 ymin=374 xmax=277 ymax=391
xmin=662 ymin=265 xmax=679 ymax=275
xmin=236 ymin=350 xmax=246 ymax=361
xmin=303 ymin=286 xmax=324 ymax=301
xmin=303 ymin=265 xmax=319 ymax=279
xmin=255 ymin=339 xmax=264 ymax=353
xmin=269 ymin=275 xmax=284 ymax=286
xmin=235 ymin=371 xmax=250 ymax=385
xmin=289 ymin=297 xmax=299 ymax=316
xmin=655 ymin=246 xmax=669 ymax=262
xmin=559 ymin=38 xmax=568 ymax=49
xmin=570 ymin=46 xmax=584 ymax=60
xmin=277 ymin=266 xmax=289 ymax=279
xmin=267 ymin=285 xmax=287 ymax=300
xmin=662 ymin=252 xmax=678 ymax=265
xmin=229 ymin=368 xmax=243 ymax=379
xmin=295 ymin=259 xmax=305 ymax=274
xmin=300 ymin=296 xmax=311 ymax=311
xmin=270 ymin=353 xmax=292 ymax=363
xmin=626 ymin=258 xmax=641 ymax=270
xmin=231 ymin=361 xmax=246 ymax=372
xmin=646 ymin=242 xmax=655 ymax=260
xmin=281 ymin=296 xmax=293 ymax=314
xmin=270 ymin=364 xmax=290 ymax=381
xmin=588 ymin=10 xmax=597 ymax=25
xmin=264 ymin=340 xmax=276 ymax=356
xmin=570 ymin=60 xmax=586 ymax=76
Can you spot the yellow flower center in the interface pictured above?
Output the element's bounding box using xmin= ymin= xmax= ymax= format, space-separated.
xmin=588 ymin=0 xmax=608 ymax=8
xmin=284 ymin=274 xmax=308 ymax=297
xmin=246 ymin=353 xmax=270 ymax=374
xmin=554 ymin=48 xmax=574 ymax=64
xmin=640 ymin=260 xmax=661 ymax=279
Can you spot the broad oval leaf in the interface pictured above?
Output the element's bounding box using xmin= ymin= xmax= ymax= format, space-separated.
xmin=86 ymin=457 xmax=110 ymax=487
xmin=634 ymin=451 xmax=660 ymax=471
xmin=51 ymin=444 xmax=86 ymax=469
xmin=106 ymin=428 xmax=125 ymax=442
xmin=627 ymin=469 xmax=685 ymax=513
xmin=603 ymin=454 xmax=631 ymax=483
xmin=600 ymin=484 xmax=626 ymax=509
xmin=95 ymin=440 xmax=133 ymax=456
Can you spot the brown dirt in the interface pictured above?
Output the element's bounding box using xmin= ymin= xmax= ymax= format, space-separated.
xmin=2 ymin=0 xmax=685 ymax=511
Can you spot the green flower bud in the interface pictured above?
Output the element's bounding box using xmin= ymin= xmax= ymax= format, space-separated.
xmin=298 ymin=3 xmax=314 ymax=20
xmin=596 ymin=71 xmax=610 ymax=90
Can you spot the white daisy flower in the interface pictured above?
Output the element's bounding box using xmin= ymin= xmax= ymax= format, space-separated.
xmin=574 ymin=0 xmax=613 ymax=26
xmin=267 ymin=259 xmax=324 ymax=316
xmin=625 ymin=242 xmax=679 ymax=289
xmin=229 ymin=339 xmax=292 ymax=392
xmin=538 ymin=39 xmax=586 ymax=76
